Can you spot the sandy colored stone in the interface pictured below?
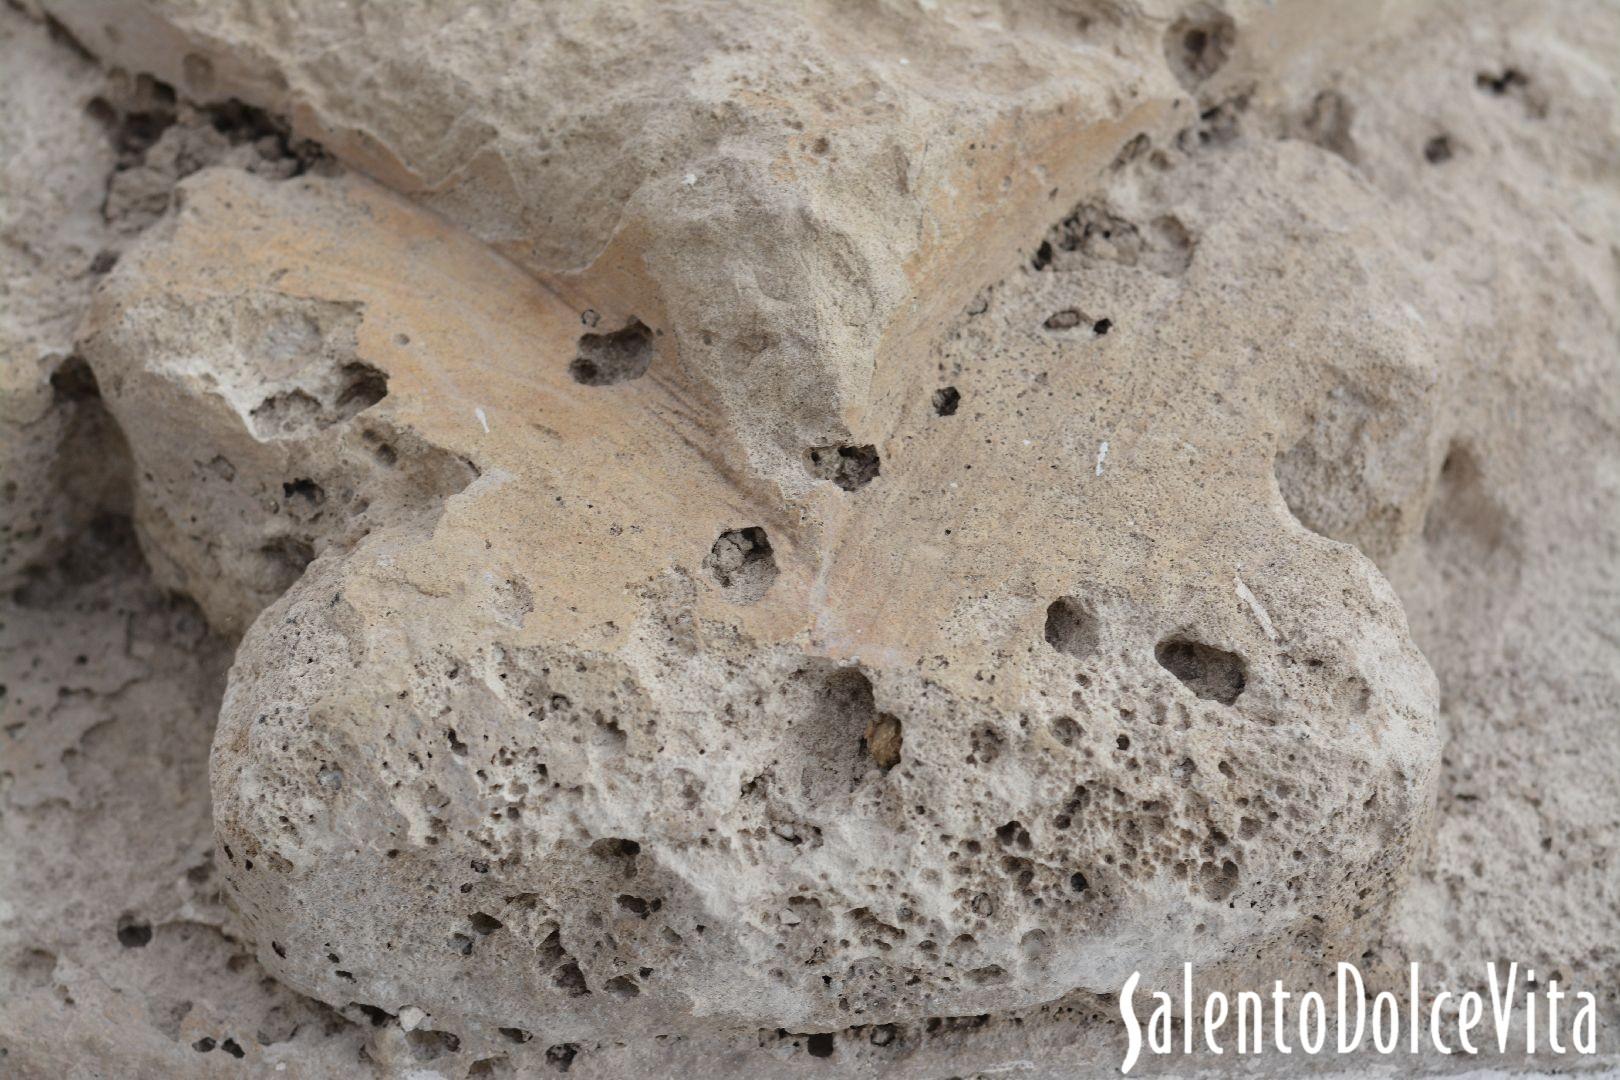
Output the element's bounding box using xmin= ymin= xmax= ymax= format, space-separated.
xmin=81 ymin=83 xmax=1442 ymax=1051
xmin=2 ymin=0 xmax=1618 ymax=1075
xmin=42 ymin=0 xmax=1416 ymax=500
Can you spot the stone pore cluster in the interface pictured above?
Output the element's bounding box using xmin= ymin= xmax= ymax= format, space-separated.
xmin=1 ymin=1 xmax=1616 ymax=1077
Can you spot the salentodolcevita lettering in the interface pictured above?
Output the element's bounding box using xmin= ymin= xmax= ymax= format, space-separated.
xmin=1119 ymin=963 xmax=1599 ymax=1073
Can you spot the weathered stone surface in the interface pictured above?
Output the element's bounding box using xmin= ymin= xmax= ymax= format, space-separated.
xmin=79 ymin=116 xmax=1442 ymax=1048
xmin=42 ymin=0 xmax=1411 ymax=499
xmin=0 ymin=516 xmax=377 ymax=1078
xmin=3 ymin=0 xmax=1619 ymax=1075
xmin=0 ymin=13 xmax=123 ymax=591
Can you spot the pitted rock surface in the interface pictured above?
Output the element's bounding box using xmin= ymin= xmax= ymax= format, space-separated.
xmin=4 ymin=0 xmax=1619 ymax=1075
xmin=82 ymin=152 xmax=1440 ymax=1040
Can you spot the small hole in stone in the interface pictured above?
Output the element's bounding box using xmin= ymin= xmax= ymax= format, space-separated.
xmin=806 ymin=1033 xmax=836 ymax=1058
xmin=570 ymin=319 xmax=654 ymax=386
xmin=703 ymin=527 xmax=778 ymax=602
xmin=1476 ymin=68 xmax=1529 ymax=96
xmin=1069 ymin=872 xmax=1089 ymax=893
xmin=554 ymin=962 xmax=589 ymax=996
xmin=603 ymin=974 xmax=640 ymax=998
xmin=1043 ymin=308 xmax=1085 ymax=331
xmin=282 ymin=477 xmax=324 ymax=507
xmin=353 ymin=1003 xmax=391 ymax=1027
xmin=864 ymin=712 xmax=903 ymax=771
xmin=50 ymin=355 xmax=101 ymax=403
xmin=933 ymin=386 xmax=961 ymax=416
xmin=1093 ymin=318 xmax=1112 ymax=335
xmin=807 ymin=444 xmax=880 ymax=490
xmin=499 ymin=1027 xmax=533 ymax=1044
xmin=1051 ymin=715 xmax=1083 ymax=747
xmin=1166 ymin=5 xmax=1236 ymax=89
xmin=335 ymin=362 xmax=389 ymax=417
xmin=1043 ymin=597 xmax=1099 ymax=661
xmin=116 ymin=917 xmax=152 ymax=948
xmin=468 ymin=912 xmax=503 ymax=935
xmin=1423 ymin=135 xmax=1453 ymax=164
xmin=1156 ymin=637 xmax=1247 ymax=704
xmin=589 ymin=837 xmax=640 ymax=859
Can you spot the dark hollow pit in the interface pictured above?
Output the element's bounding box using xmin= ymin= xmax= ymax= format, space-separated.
xmin=1476 ymin=68 xmax=1529 ymax=96
xmin=50 ymin=355 xmax=101 ymax=403
xmin=335 ymin=361 xmax=389 ymax=417
xmin=1043 ymin=597 xmax=1099 ymax=661
xmin=1166 ymin=6 xmax=1237 ymax=89
xmin=116 ymin=918 xmax=152 ymax=948
xmin=1156 ymin=637 xmax=1247 ymax=704
xmin=703 ymin=526 xmax=778 ymax=602
xmin=807 ymin=444 xmax=880 ymax=491
xmin=570 ymin=319 xmax=655 ymax=386
xmin=1044 ymin=308 xmax=1085 ymax=331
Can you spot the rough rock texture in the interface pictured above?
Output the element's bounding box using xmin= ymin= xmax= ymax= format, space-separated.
xmin=2 ymin=0 xmax=1618 ymax=1077
xmin=0 ymin=11 xmax=122 ymax=591
xmin=0 ymin=516 xmax=377 ymax=1078
xmin=68 ymin=152 xmax=1441 ymax=1048
xmin=39 ymin=0 xmax=1409 ymax=495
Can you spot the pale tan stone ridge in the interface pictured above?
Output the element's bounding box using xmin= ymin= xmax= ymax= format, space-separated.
xmin=2 ymin=0 xmax=1618 ymax=1076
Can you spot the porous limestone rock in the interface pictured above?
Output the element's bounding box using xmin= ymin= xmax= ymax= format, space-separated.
xmin=52 ymin=0 xmax=1460 ymax=1052
xmin=42 ymin=0 xmax=1410 ymax=497
xmin=78 ymin=238 xmax=477 ymax=636
xmin=6 ymin=0 xmax=1620 ymax=1075
xmin=78 ymin=142 xmax=1442 ymax=1048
